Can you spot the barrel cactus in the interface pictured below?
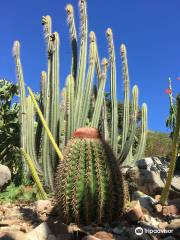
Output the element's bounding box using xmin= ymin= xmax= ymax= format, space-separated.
xmin=54 ymin=127 xmax=127 ymax=224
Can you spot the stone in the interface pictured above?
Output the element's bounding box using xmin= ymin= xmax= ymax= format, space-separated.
xmin=166 ymin=219 xmax=180 ymax=229
xmin=158 ymin=221 xmax=168 ymax=229
xmin=0 ymin=164 xmax=11 ymax=189
xmin=154 ymin=203 xmax=162 ymax=213
xmin=34 ymin=200 xmax=52 ymax=214
xmin=82 ymin=236 xmax=100 ymax=240
xmin=126 ymin=157 xmax=180 ymax=197
xmin=162 ymin=204 xmax=180 ymax=216
xmin=137 ymin=157 xmax=154 ymax=170
xmin=171 ymin=175 xmax=180 ymax=191
xmin=132 ymin=191 xmax=156 ymax=212
xmin=0 ymin=231 xmax=27 ymax=240
xmin=125 ymin=200 xmax=144 ymax=222
xmin=26 ymin=222 xmax=53 ymax=240
xmin=94 ymin=231 xmax=114 ymax=240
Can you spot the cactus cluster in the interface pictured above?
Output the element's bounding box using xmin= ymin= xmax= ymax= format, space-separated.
xmin=13 ymin=0 xmax=148 ymax=206
xmin=54 ymin=127 xmax=126 ymax=224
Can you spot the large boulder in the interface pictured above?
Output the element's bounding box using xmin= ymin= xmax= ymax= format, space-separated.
xmin=0 ymin=164 xmax=11 ymax=189
xmin=125 ymin=156 xmax=180 ymax=198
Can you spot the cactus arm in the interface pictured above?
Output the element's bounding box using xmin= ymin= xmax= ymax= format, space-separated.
xmin=66 ymin=75 xmax=75 ymax=143
xmin=122 ymin=85 xmax=139 ymax=165
xmin=81 ymin=32 xmax=96 ymax=126
xmin=59 ymin=88 xmax=66 ymax=149
xmin=118 ymin=117 xmax=137 ymax=165
xmin=91 ymin=59 xmax=108 ymax=128
xmin=106 ymin=28 xmax=118 ymax=153
xmin=28 ymin=87 xmax=63 ymax=161
xmin=43 ymin=36 xmax=54 ymax=189
xmin=120 ymin=44 xmax=130 ymax=150
xmin=160 ymin=95 xmax=180 ymax=205
xmin=42 ymin=15 xmax=52 ymax=48
xmin=94 ymin=36 xmax=101 ymax=84
xmin=66 ymin=4 xmax=78 ymax=81
xmin=102 ymin=98 xmax=110 ymax=141
xmin=20 ymin=148 xmax=47 ymax=200
xmin=50 ymin=32 xmax=60 ymax=169
xmin=133 ymin=103 xmax=148 ymax=162
xmin=26 ymin=96 xmax=42 ymax=174
xmin=35 ymin=71 xmax=47 ymax=159
xmin=74 ymin=0 xmax=88 ymax=129
xmin=12 ymin=41 xmax=28 ymax=172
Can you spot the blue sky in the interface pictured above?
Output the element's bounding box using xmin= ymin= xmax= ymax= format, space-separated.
xmin=0 ymin=0 xmax=180 ymax=133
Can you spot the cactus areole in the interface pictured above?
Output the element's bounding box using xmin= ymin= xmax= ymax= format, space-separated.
xmin=54 ymin=127 xmax=126 ymax=224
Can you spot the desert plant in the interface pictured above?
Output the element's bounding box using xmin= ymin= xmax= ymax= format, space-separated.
xmin=54 ymin=127 xmax=127 ymax=224
xmin=13 ymin=0 xmax=148 ymax=194
xmin=0 ymin=79 xmax=23 ymax=183
xmin=160 ymin=94 xmax=180 ymax=205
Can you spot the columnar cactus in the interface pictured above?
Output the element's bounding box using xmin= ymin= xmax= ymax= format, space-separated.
xmin=13 ymin=0 xmax=148 ymax=196
xmin=54 ymin=127 xmax=126 ymax=224
xmin=160 ymin=95 xmax=180 ymax=205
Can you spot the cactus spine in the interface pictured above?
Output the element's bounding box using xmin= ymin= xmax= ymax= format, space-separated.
xmin=54 ymin=127 xmax=126 ymax=224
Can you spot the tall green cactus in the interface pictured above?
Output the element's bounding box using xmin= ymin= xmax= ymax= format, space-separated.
xmin=106 ymin=28 xmax=118 ymax=154
xmin=160 ymin=95 xmax=180 ymax=205
xmin=81 ymin=31 xmax=96 ymax=126
xmin=54 ymin=127 xmax=126 ymax=224
xmin=13 ymin=0 xmax=148 ymax=194
xmin=75 ymin=0 xmax=88 ymax=129
xmin=66 ymin=4 xmax=78 ymax=81
xmin=12 ymin=41 xmax=28 ymax=173
xmin=120 ymin=44 xmax=130 ymax=150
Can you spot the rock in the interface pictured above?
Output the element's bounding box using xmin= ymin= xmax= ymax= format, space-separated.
xmin=162 ymin=204 xmax=180 ymax=216
xmin=126 ymin=157 xmax=180 ymax=197
xmin=125 ymin=200 xmax=144 ymax=222
xmin=0 ymin=164 xmax=11 ymax=189
xmin=34 ymin=200 xmax=52 ymax=214
xmin=82 ymin=236 xmax=100 ymax=240
xmin=158 ymin=221 xmax=168 ymax=229
xmin=47 ymin=220 xmax=68 ymax=237
xmin=132 ymin=191 xmax=156 ymax=212
xmin=166 ymin=219 xmax=180 ymax=229
xmin=0 ymin=231 xmax=27 ymax=240
xmin=26 ymin=222 xmax=55 ymax=240
xmin=94 ymin=231 xmax=114 ymax=240
xmin=138 ymin=170 xmax=165 ymax=195
xmin=137 ymin=157 xmax=154 ymax=170
xmin=154 ymin=203 xmax=162 ymax=213
xmin=171 ymin=175 xmax=180 ymax=192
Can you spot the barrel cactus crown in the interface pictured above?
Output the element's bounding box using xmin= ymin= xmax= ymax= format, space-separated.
xmin=54 ymin=127 xmax=126 ymax=224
